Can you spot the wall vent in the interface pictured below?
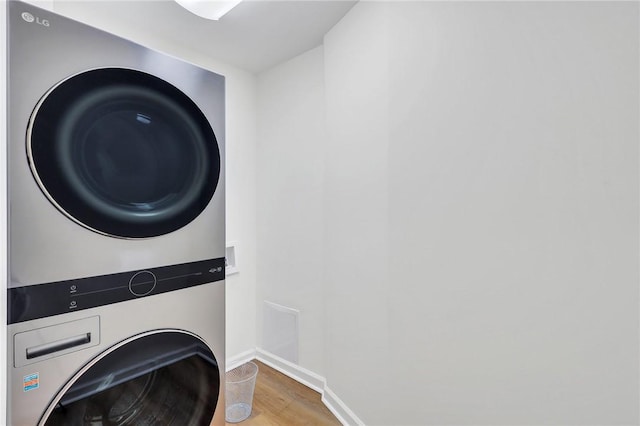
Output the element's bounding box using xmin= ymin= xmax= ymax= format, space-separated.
xmin=262 ymin=301 xmax=299 ymax=364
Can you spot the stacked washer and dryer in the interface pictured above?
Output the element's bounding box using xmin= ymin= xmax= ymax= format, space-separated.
xmin=6 ymin=2 xmax=226 ymax=425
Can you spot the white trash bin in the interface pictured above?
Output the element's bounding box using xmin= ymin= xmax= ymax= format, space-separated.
xmin=225 ymin=361 xmax=259 ymax=423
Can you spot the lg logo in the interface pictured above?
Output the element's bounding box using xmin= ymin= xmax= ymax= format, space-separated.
xmin=21 ymin=12 xmax=50 ymax=27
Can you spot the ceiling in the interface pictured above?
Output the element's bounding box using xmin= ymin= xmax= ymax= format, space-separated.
xmin=53 ymin=0 xmax=357 ymax=74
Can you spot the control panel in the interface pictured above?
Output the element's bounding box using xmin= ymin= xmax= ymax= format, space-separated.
xmin=8 ymin=258 xmax=224 ymax=324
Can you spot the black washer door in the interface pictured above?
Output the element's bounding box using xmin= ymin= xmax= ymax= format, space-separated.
xmin=42 ymin=331 xmax=220 ymax=426
xmin=29 ymin=68 xmax=220 ymax=238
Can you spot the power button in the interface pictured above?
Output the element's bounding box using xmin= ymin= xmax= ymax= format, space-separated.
xmin=128 ymin=270 xmax=157 ymax=296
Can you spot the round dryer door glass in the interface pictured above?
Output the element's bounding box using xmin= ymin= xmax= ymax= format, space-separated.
xmin=41 ymin=331 xmax=220 ymax=426
xmin=28 ymin=68 xmax=221 ymax=238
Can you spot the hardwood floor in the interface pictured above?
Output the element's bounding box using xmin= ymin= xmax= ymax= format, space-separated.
xmin=225 ymin=360 xmax=341 ymax=426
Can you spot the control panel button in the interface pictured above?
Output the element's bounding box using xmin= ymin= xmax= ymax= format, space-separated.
xmin=128 ymin=271 xmax=157 ymax=296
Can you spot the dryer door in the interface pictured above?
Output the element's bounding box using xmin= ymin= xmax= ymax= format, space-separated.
xmin=28 ymin=68 xmax=221 ymax=239
xmin=40 ymin=330 xmax=220 ymax=426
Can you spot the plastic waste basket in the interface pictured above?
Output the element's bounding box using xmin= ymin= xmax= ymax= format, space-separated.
xmin=225 ymin=361 xmax=259 ymax=423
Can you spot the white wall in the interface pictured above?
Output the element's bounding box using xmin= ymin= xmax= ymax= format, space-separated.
xmin=323 ymin=3 xmax=393 ymax=423
xmin=223 ymin=67 xmax=257 ymax=359
xmin=255 ymin=2 xmax=639 ymax=423
xmin=321 ymin=1 xmax=639 ymax=424
xmin=256 ymin=46 xmax=326 ymax=374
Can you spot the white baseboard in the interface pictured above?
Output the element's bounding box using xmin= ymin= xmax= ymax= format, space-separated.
xmin=255 ymin=347 xmax=325 ymax=393
xmin=225 ymin=348 xmax=257 ymax=372
xmin=322 ymin=386 xmax=366 ymax=426
xmin=255 ymin=348 xmax=365 ymax=426
xmin=226 ymin=348 xmax=363 ymax=425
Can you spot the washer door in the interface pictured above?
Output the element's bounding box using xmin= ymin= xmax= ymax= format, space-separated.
xmin=40 ymin=330 xmax=220 ymax=426
xmin=28 ymin=68 xmax=220 ymax=238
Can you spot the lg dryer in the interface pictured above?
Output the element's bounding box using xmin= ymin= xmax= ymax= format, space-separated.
xmin=6 ymin=1 xmax=226 ymax=424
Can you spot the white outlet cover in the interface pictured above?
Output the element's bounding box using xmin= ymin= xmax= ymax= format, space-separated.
xmin=225 ymin=243 xmax=238 ymax=275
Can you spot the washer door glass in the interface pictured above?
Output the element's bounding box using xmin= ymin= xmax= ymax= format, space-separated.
xmin=41 ymin=331 xmax=220 ymax=426
xmin=28 ymin=68 xmax=220 ymax=238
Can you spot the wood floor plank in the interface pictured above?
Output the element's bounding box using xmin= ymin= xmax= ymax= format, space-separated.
xmin=224 ymin=360 xmax=341 ymax=426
